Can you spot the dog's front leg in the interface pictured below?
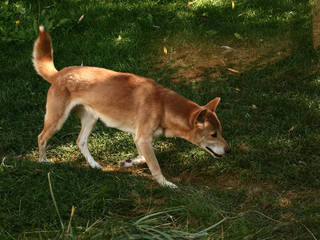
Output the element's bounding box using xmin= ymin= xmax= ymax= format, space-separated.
xmin=134 ymin=136 xmax=177 ymax=188
xmin=120 ymin=134 xmax=146 ymax=168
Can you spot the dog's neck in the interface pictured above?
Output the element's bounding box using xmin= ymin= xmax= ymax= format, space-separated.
xmin=159 ymin=88 xmax=200 ymax=142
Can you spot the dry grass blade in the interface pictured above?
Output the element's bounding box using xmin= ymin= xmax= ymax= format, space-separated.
xmin=48 ymin=172 xmax=64 ymax=231
xmin=66 ymin=205 xmax=75 ymax=234
xmin=295 ymin=220 xmax=319 ymax=240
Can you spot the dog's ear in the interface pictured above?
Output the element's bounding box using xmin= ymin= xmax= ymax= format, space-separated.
xmin=205 ymin=97 xmax=221 ymax=112
xmin=190 ymin=109 xmax=207 ymax=128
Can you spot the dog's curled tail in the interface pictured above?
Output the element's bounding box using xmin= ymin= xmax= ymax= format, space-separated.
xmin=32 ymin=26 xmax=58 ymax=83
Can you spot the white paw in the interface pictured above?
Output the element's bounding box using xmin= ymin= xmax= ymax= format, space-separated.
xmin=156 ymin=176 xmax=178 ymax=189
xmin=120 ymin=159 xmax=134 ymax=168
xmin=88 ymin=161 xmax=102 ymax=169
xmin=162 ymin=180 xmax=178 ymax=189
xmin=39 ymin=157 xmax=50 ymax=163
xmin=120 ymin=155 xmax=146 ymax=168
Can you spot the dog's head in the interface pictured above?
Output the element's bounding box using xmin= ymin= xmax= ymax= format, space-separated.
xmin=189 ymin=97 xmax=230 ymax=158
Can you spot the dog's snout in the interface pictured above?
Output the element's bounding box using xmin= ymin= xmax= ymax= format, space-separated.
xmin=225 ymin=146 xmax=231 ymax=154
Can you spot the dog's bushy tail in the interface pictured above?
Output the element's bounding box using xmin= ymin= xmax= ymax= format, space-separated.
xmin=32 ymin=26 xmax=57 ymax=83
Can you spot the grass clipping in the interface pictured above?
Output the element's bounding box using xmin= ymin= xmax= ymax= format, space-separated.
xmin=47 ymin=172 xmax=226 ymax=239
xmin=86 ymin=208 xmax=228 ymax=240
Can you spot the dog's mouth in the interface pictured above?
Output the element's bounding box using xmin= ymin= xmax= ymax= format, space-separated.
xmin=205 ymin=147 xmax=222 ymax=158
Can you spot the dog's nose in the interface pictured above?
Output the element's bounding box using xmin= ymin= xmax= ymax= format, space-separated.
xmin=225 ymin=146 xmax=231 ymax=154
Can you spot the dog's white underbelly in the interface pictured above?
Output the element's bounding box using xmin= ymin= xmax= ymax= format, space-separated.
xmin=153 ymin=128 xmax=163 ymax=137
xmin=99 ymin=114 xmax=136 ymax=133
xmin=83 ymin=105 xmax=136 ymax=134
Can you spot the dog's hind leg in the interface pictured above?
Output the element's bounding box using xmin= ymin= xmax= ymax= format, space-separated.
xmin=120 ymin=134 xmax=146 ymax=168
xmin=38 ymin=89 xmax=70 ymax=163
xmin=76 ymin=107 xmax=101 ymax=169
xmin=120 ymin=155 xmax=146 ymax=168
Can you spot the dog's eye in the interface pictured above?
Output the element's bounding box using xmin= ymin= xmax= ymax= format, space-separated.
xmin=211 ymin=132 xmax=217 ymax=138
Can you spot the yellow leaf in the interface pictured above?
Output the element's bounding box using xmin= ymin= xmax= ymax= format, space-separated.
xmin=251 ymin=104 xmax=258 ymax=109
xmin=239 ymin=142 xmax=250 ymax=152
xmin=188 ymin=0 xmax=196 ymax=7
xmin=232 ymin=1 xmax=235 ymax=9
xmin=227 ymin=68 xmax=239 ymax=73
xmin=163 ymin=46 xmax=168 ymax=54
xmin=288 ymin=125 xmax=297 ymax=133
xmin=78 ymin=14 xmax=85 ymax=23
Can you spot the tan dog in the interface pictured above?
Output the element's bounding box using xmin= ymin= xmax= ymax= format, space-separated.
xmin=32 ymin=26 xmax=230 ymax=188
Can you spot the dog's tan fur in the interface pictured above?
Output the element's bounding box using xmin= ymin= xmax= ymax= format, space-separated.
xmin=32 ymin=26 xmax=230 ymax=187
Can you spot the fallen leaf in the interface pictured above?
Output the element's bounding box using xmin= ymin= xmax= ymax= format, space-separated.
xmin=278 ymin=197 xmax=292 ymax=208
xmin=78 ymin=14 xmax=85 ymax=23
xmin=234 ymin=32 xmax=243 ymax=40
xmin=187 ymin=0 xmax=198 ymax=7
xmin=251 ymin=104 xmax=258 ymax=109
xmin=227 ymin=68 xmax=239 ymax=73
xmin=221 ymin=45 xmax=234 ymax=51
xmin=163 ymin=46 xmax=168 ymax=54
xmin=288 ymin=125 xmax=296 ymax=133
xmin=187 ymin=1 xmax=195 ymax=7
xmin=239 ymin=142 xmax=250 ymax=152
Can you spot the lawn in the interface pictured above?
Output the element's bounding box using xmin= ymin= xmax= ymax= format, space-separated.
xmin=0 ymin=0 xmax=319 ymax=239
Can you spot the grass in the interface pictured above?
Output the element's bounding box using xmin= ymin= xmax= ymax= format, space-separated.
xmin=0 ymin=0 xmax=319 ymax=239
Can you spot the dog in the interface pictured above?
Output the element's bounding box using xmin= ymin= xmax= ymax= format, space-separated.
xmin=32 ymin=26 xmax=230 ymax=188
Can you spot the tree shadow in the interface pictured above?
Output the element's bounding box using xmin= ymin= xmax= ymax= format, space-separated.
xmin=152 ymin=39 xmax=319 ymax=188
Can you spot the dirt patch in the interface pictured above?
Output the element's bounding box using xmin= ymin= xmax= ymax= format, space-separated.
xmin=156 ymin=39 xmax=291 ymax=83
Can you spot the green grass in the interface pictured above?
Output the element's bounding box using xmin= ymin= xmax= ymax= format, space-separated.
xmin=0 ymin=0 xmax=319 ymax=239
